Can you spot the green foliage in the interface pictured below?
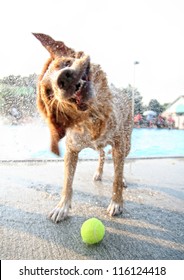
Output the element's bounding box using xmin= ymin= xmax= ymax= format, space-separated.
xmin=0 ymin=74 xmax=38 ymax=123
xmin=110 ymin=84 xmax=168 ymax=117
xmin=147 ymin=99 xmax=163 ymax=115
xmin=162 ymin=103 xmax=169 ymax=111
xmin=124 ymin=84 xmax=145 ymax=115
xmin=134 ymin=88 xmax=144 ymax=115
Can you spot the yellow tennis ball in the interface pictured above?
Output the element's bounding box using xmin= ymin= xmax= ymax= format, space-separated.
xmin=81 ymin=218 xmax=105 ymax=244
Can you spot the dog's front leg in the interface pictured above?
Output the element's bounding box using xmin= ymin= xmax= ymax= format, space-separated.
xmin=93 ymin=149 xmax=105 ymax=181
xmin=49 ymin=149 xmax=78 ymax=223
xmin=107 ymin=143 xmax=124 ymax=216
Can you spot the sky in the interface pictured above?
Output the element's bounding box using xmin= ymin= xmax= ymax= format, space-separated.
xmin=0 ymin=0 xmax=184 ymax=104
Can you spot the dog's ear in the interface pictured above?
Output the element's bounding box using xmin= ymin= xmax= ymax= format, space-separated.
xmin=33 ymin=33 xmax=75 ymax=58
xmin=75 ymin=51 xmax=85 ymax=58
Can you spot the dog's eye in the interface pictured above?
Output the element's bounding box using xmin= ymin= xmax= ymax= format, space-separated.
xmin=64 ymin=60 xmax=72 ymax=67
xmin=45 ymin=88 xmax=53 ymax=98
xmin=46 ymin=88 xmax=51 ymax=95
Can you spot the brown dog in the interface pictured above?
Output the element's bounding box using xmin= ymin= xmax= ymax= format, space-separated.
xmin=33 ymin=33 xmax=133 ymax=223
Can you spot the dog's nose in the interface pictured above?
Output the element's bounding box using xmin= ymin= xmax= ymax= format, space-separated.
xmin=57 ymin=69 xmax=75 ymax=90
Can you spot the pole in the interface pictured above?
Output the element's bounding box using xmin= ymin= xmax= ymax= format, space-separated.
xmin=132 ymin=61 xmax=139 ymax=117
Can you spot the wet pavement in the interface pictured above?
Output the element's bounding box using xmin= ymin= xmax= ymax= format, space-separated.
xmin=0 ymin=158 xmax=184 ymax=260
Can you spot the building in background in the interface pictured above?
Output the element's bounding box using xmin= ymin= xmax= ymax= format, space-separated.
xmin=162 ymin=95 xmax=184 ymax=129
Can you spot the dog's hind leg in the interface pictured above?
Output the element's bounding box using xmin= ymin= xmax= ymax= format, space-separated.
xmin=107 ymin=141 xmax=124 ymax=216
xmin=93 ymin=149 xmax=105 ymax=181
xmin=49 ymin=148 xmax=78 ymax=223
xmin=124 ymin=109 xmax=133 ymax=157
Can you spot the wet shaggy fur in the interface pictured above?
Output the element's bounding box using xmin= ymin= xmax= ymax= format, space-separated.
xmin=33 ymin=33 xmax=133 ymax=223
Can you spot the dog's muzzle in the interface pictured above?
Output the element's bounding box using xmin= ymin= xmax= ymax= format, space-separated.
xmin=54 ymin=58 xmax=93 ymax=111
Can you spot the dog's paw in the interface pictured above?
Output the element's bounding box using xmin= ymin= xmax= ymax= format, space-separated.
xmin=49 ymin=200 xmax=71 ymax=223
xmin=107 ymin=200 xmax=123 ymax=216
xmin=93 ymin=171 xmax=102 ymax=181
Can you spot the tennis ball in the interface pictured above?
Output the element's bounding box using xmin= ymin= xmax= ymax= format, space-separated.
xmin=81 ymin=218 xmax=105 ymax=244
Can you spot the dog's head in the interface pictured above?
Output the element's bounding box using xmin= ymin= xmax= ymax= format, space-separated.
xmin=33 ymin=33 xmax=93 ymax=111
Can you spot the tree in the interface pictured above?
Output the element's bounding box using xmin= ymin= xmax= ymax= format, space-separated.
xmin=110 ymin=84 xmax=144 ymax=116
xmin=126 ymin=84 xmax=144 ymax=115
xmin=0 ymin=74 xmax=38 ymax=123
xmin=147 ymin=99 xmax=163 ymax=115
xmin=134 ymin=88 xmax=144 ymax=115
xmin=161 ymin=103 xmax=169 ymax=112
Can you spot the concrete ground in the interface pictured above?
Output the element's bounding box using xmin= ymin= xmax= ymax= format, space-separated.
xmin=0 ymin=158 xmax=184 ymax=260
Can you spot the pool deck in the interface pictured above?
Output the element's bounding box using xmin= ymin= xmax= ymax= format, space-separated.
xmin=0 ymin=157 xmax=184 ymax=260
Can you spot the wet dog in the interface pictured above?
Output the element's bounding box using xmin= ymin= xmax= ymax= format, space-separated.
xmin=33 ymin=33 xmax=133 ymax=222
